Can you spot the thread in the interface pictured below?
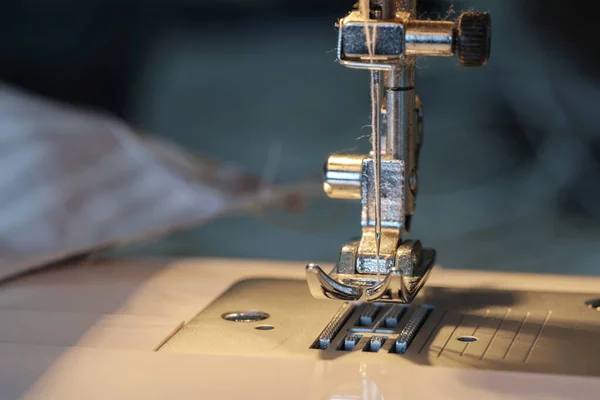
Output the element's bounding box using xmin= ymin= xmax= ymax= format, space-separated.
xmin=360 ymin=0 xmax=383 ymax=279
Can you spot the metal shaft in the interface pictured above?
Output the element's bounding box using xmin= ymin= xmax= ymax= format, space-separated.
xmin=364 ymin=0 xmax=386 ymax=276
xmin=382 ymin=0 xmax=417 ymax=226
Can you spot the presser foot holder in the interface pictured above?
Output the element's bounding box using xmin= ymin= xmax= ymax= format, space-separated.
xmin=306 ymin=246 xmax=435 ymax=303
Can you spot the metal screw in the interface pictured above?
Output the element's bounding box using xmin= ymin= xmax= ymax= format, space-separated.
xmin=222 ymin=311 xmax=270 ymax=322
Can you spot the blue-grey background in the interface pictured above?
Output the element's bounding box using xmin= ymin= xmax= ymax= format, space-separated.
xmin=4 ymin=0 xmax=600 ymax=274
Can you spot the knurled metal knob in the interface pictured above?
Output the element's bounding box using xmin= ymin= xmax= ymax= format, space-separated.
xmin=457 ymin=12 xmax=491 ymax=67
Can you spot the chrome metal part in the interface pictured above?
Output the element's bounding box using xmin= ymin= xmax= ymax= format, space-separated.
xmin=361 ymin=159 xmax=404 ymax=229
xmin=312 ymin=302 xmax=356 ymax=349
xmin=359 ymin=304 xmax=380 ymax=326
xmin=405 ymin=21 xmax=455 ymax=57
xmin=366 ymin=335 xmax=387 ymax=352
xmin=306 ymin=246 xmax=434 ymax=303
xmin=394 ymin=305 xmax=431 ymax=353
xmin=340 ymin=13 xmax=406 ymax=59
xmin=342 ymin=333 xmax=362 ymax=350
xmin=308 ymin=0 xmax=492 ymax=303
xmin=318 ymin=300 xmax=433 ymax=354
xmin=323 ymin=154 xmax=363 ymax=200
xmin=221 ymin=311 xmax=270 ymax=322
xmin=382 ymin=305 xmax=406 ymax=328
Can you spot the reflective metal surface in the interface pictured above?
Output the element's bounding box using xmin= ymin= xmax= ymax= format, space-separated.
xmin=340 ymin=13 xmax=406 ymax=59
xmin=306 ymin=246 xmax=434 ymax=302
xmin=309 ymin=1 xmax=492 ymax=302
xmin=312 ymin=302 xmax=356 ymax=350
xmin=323 ymin=154 xmax=363 ymax=200
xmin=221 ymin=310 xmax=270 ymax=322
xmin=393 ymin=305 xmax=431 ymax=353
xmin=405 ymin=21 xmax=455 ymax=57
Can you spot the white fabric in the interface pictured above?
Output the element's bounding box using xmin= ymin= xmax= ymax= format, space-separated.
xmin=0 ymin=85 xmax=248 ymax=280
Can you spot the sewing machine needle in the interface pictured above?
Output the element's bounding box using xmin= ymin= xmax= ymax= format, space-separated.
xmin=371 ymin=70 xmax=382 ymax=277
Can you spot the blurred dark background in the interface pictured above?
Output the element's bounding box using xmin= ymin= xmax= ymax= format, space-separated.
xmin=4 ymin=0 xmax=600 ymax=274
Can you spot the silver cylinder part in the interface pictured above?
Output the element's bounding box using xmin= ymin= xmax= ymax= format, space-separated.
xmin=381 ymin=0 xmax=417 ymax=223
xmin=323 ymin=154 xmax=364 ymax=200
xmin=383 ymin=62 xmax=416 ymax=219
xmin=405 ymin=21 xmax=455 ymax=57
xmin=385 ymin=86 xmax=414 ymax=159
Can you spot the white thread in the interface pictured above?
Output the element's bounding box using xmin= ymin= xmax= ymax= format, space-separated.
xmin=359 ymin=0 xmax=383 ymax=279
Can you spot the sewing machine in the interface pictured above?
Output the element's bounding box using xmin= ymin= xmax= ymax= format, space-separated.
xmin=2 ymin=1 xmax=600 ymax=399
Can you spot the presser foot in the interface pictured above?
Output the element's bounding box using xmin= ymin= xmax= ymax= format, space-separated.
xmin=306 ymin=242 xmax=435 ymax=303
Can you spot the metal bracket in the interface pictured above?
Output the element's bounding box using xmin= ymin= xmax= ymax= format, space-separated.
xmin=307 ymin=240 xmax=434 ymax=303
xmin=307 ymin=1 xmax=491 ymax=303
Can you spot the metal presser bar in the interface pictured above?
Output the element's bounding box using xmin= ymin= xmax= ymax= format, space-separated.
xmin=307 ymin=0 xmax=491 ymax=302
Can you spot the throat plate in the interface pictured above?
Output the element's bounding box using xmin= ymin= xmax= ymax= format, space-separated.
xmin=160 ymin=278 xmax=600 ymax=378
